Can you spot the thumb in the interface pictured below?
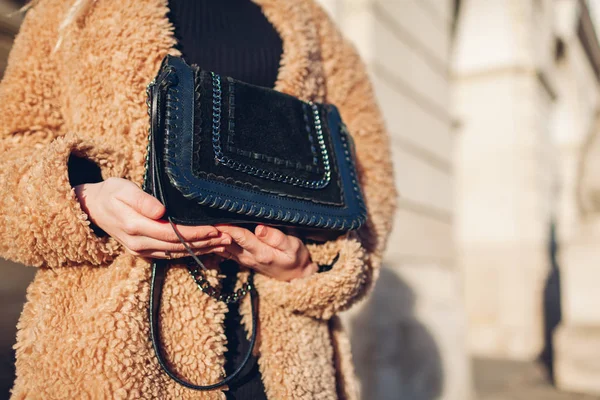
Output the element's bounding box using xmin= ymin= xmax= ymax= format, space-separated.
xmin=255 ymin=224 xmax=289 ymax=250
xmin=135 ymin=192 xmax=166 ymax=220
xmin=117 ymin=180 xmax=166 ymax=220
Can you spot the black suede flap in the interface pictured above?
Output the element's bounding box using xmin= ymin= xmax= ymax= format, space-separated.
xmin=146 ymin=55 xmax=366 ymax=231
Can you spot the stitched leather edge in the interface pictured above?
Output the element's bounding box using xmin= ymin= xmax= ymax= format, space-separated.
xmin=208 ymin=73 xmax=334 ymax=190
xmin=222 ymin=77 xmax=323 ymax=174
xmin=157 ymin=56 xmax=368 ymax=231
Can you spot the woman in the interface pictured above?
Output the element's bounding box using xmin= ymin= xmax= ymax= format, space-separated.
xmin=0 ymin=0 xmax=397 ymax=398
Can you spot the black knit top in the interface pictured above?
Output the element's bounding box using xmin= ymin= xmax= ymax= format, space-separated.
xmin=168 ymin=0 xmax=283 ymax=88
xmin=167 ymin=1 xmax=283 ymax=399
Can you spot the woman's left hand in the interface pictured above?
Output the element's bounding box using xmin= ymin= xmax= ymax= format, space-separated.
xmin=215 ymin=224 xmax=319 ymax=282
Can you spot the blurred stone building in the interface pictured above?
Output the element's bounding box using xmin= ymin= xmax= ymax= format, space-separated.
xmin=453 ymin=0 xmax=600 ymax=396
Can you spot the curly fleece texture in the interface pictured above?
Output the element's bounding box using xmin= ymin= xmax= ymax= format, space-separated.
xmin=0 ymin=0 xmax=397 ymax=398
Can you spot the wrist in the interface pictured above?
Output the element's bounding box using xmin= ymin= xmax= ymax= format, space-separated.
xmin=299 ymin=261 xmax=319 ymax=279
xmin=271 ymin=261 xmax=318 ymax=282
xmin=74 ymin=183 xmax=94 ymax=216
xmin=74 ymin=182 xmax=107 ymax=237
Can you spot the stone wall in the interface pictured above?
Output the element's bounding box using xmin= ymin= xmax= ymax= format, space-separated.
xmin=553 ymin=0 xmax=600 ymax=395
xmin=317 ymin=1 xmax=472 ymax=399
xmin=453 ymin=0 xmax=559 ymax=360
xmin=453 ymin=0 xmax=600 ymax=396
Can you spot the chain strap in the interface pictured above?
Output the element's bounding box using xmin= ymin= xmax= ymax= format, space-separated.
xmin=186 ymin=259 xmax=253 ymax=304
xmin=209 ymin=72 xmax=332 ymax=189
xmin=147 ymin=68 xmax=252 ymax=307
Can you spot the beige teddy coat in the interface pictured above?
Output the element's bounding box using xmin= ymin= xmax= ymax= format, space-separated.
xmin=0 ymin=0 xmax=397 ymax=398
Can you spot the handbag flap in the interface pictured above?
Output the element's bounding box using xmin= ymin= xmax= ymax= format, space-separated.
xmin=153 ymin=55 xmax=366 ymax=230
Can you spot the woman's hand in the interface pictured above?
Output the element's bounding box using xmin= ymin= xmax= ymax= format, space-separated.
xmin=215 ymin=224 xmax=318 ymax=282
xmin=74 ymin=177 xmax=232 ymax=259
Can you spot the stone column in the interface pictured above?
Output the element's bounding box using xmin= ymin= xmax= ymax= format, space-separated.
xmin=551 ymin=1 xmax=600 ymax=395
xmin=452 ymin=0 xmax=557 ymax=360
xmin=554 ymin=111 xmax=600 ymax=397
xmin=554 ymin=218 xmax=600 ymax=395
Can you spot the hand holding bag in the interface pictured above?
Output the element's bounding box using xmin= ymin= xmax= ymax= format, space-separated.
xmin=143 ymin=55 xmax=367 ymax=390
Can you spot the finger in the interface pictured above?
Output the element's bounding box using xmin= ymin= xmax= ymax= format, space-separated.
xmin=170 ymin=223 xmax=229 ymax=243
xmin=116 ymin=206 xmax=221 ymax=242
xmin=254 ymin=224 xmax=290 ymax=251
xmin=115 ymin=182 xmax=166 ymax=220
xmin=220 ymin=241 xmax=277 ymax=273
xmin=121 ymin=234 xmax=231 ymax=254
xmin=138 ymin=245 xmax=229 ymax=259
xmin=214 ymin=225 xmax=264 ymax=253
xmin=220 ymin=245 xmax=303 ymax=281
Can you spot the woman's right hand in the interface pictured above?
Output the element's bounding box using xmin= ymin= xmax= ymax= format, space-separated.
xmin=74 ymin=177 xmax=231 ymax=259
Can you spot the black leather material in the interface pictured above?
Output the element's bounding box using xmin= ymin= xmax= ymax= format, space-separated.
xmin=144 ymin=55 xmax=367 ymax=232
xmin=146 ymin=110 xmax=259 ymax=391
xmin=142 ymin=54 xmax=367 ymax=391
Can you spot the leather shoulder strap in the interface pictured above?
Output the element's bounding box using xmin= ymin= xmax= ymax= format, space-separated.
xmin=149 ymin=259 xmax=258 ymax=391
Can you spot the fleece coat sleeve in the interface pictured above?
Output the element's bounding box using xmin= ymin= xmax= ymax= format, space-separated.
xmin=253 ymin=6 xmax=398 ymax=320
xmin=0 ymin=3 xmax=127 ymax=269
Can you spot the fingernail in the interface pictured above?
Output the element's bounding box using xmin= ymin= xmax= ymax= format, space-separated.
xmin=256 ymin=225 xmax=266 ymax=237
xmin=208 ymin=230 xmax=219 ymax=238
xmin=221 ymin=237 xmax=232 ymax=245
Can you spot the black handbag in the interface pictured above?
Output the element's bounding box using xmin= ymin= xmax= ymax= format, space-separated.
xmin=142 ymin=55 xmax=367 ymax=391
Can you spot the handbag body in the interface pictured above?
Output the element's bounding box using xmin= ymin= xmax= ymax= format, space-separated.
xmin=143 ymin=55 xmax=367 ymax=391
